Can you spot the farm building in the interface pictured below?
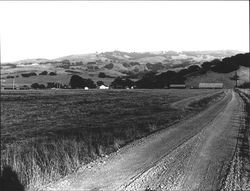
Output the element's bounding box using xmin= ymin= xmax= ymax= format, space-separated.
xmin=199 ymin=83 xmax=223 ymax=89
xmin=169 ymin=84 xmax=186 ymax=89
xmin=99 ymin=85 xmax=109 ymax=89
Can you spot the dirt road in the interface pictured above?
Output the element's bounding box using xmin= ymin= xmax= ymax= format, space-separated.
xmin=44 ymin=90 xmax=249 ymax=191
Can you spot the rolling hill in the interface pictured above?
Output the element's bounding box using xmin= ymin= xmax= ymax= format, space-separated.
xmin=1 ymin=50 xmax=248 ymax=88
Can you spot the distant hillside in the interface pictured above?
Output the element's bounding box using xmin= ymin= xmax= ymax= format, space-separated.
xmin=186 ymin=66 xmax=249 ymax=88
xmin=135 ymin=52 xmax=249 ymax=89
xmin=0 ymin=50 xmax=247 ymax=87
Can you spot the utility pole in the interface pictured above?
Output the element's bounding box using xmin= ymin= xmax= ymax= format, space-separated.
xmin=12 ymin=76 xmax=15 ymax=90
xmin=235 ymin=70 xmax=238 ymax=87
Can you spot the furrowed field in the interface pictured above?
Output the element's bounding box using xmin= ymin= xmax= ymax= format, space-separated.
xmin=1 ymin=89 xmax=224 ymax=190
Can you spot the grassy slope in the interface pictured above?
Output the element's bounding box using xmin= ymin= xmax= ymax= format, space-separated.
xmin=185 ymin=66 xmax=249 ymax=88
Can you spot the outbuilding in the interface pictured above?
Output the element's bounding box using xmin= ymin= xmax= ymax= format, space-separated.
xmin=99 ymin=85 xmax=109 ymax=90
xmin=198 ymin=83 xmax=223 ymax=89
xmin=169 ymin=84 xmax=186 ymax=89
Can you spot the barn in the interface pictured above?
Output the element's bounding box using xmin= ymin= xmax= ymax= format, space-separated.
xmin=169 ymin=84 xmax=186 ymax=89
xmin=198 ymin=83 xmax=223 ymax=89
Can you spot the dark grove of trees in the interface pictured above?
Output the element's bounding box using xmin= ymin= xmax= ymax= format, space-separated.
xmin=31 ymin=83 xmax=46 ymax=89
xmin=238 ymin=82 xmax=250 ymax=89
xmin=210 ymin=53 xmax=249 ymax=73
xmin=30 ymin=82 xmax=68 ymax=89
xmin=69 ymin=75 xmax=96 ymax=89
xmin=135 ymin=70 xmax=186 ymax=89
xmin=21 ymin=72 xmax=37 ymax=77
xmin=110 ymin=77 xmax=135 ymax=89
xmin=47 ymin=82 xmax=68 ymax=89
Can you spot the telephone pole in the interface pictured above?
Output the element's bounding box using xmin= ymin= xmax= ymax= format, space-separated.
xmin=235 ymin=70 xmax=238 ymax=87
xmin=12 ymin=76 xmax=15 ymax=90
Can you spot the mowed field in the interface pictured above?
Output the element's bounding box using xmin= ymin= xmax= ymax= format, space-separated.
xmin=0 ymin=89 xmax=224 ymax=190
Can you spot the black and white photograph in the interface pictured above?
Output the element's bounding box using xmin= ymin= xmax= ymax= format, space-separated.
xmin=0 ymin=1 xmax=249 ymax=191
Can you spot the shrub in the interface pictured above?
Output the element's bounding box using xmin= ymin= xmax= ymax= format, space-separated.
xmin=21 ymin=73 xmax=37 ymax=77
xmin=39 ymin=71 xmax=48 ymax=75
xmin=6 ymin=76 xmax=14 ymax=79
xmin=98 ymin=72 xmax=106 ymax=78
xmin=130 ymin=62 xmax=140 ymax=66
xmin=49 ymin=72 xmax=57 ymax=76
xmin=104 ymin=63 xmax=114 ymax=69
xmin=31 ymin=83 xmax=46 ymax=89
xmin=47 ymin=82 xmax=64 ymax=89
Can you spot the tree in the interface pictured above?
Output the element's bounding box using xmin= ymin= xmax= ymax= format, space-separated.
xmin=39 ymin=71 xmax=48 ymax=75
xmin=49 ymin=72 xmax=57 ymax=76
xmin=98 ymin=72 xmax=106 ymax=78
xmin=31 ymin=83 xmax=40 ymax=89
xmin=187 ymin=65 xmax=201 ymax=74
xmin=21 ymin=72 xmax=37 ymax=77
xmin=104 ymin=63 xmax=114 ymax=69
xmin=211 ymin=57 xmax=239 ymax=73
xmin=31 ymin=83 xmax=45 ymax=89
xmin=69 ymin=75 xmax=96 ymax=89
xmin=47 ymin=82 xmax=63 ymax=88
xmin=110 ymin=77 xmax=134 ymax=89
xmin=96 ymin=80 xmax=104 ymax=86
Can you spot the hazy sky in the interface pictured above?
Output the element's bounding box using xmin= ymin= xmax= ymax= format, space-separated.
xmin=0 ymin=1 xmax=249 ymax=62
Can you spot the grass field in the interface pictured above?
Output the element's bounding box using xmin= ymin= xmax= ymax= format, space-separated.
xmin=0 ymin=89 xmax=224 ymax=190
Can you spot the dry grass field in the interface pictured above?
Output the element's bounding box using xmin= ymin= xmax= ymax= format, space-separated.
xmin=0 ymin=89 xmax=224 ymax=190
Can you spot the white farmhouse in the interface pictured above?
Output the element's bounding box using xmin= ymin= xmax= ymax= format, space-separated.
xmin=99 ymin=85 xmax=109 ymax=89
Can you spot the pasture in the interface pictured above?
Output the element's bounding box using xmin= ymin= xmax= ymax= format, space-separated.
xmin=0 ymin=89 xmax=224 ymax=190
